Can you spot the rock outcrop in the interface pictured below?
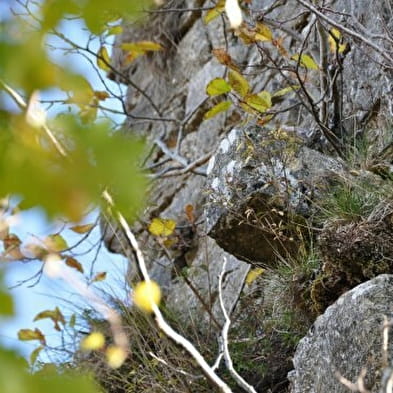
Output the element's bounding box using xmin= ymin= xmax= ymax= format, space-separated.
xmin=289 ymin=275 xmax=393 ymax=393
xmin=205 ymin=125 xmax=345 ymax=264
xmin=101 ymin=0 xmax=393 ymax=390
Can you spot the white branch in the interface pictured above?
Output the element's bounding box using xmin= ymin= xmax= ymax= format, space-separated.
xmin=218 ymin=257 xmax=257 ymax=393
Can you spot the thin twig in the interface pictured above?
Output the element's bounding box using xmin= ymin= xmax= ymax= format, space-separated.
xmin=218 ymin=257 xmax=257 ymax=393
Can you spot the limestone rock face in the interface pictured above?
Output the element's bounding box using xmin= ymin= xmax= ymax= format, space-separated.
xmin=289 ymin=275 xmax=393 ymax=393
xmin=101 ymin=0 xmax=393 ymax=388
xmin=205 ymin=125 xmax=344 ymax=264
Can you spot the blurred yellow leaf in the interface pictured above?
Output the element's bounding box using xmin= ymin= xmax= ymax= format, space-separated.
xmin=33 ymin=307 xmax=65 ymax=331
xmin=97 ymin=46 xmax=111 ymax=72
xmin=30 ymin=346 xmax=43 ymax=365
xmin=92 ymin=272 xmax=107 ymax=282
xmin=133 ymin=280 xmax=161 ymax=313
xmin=18 ymin=328 xmax=46 ymax=345
xmin=93 ymin=91 xmax=110 ymax=101
xmin=106 ymin=345 xmax=127 ymax=369
xmin=44 ymin=234 xmax=68 ymax=252
xmin=81 ymin=332 xmax=105 ymax=351
xmin=69 ymin=223 xmax=95 ymax=234
xmin=107 ymin=25 xmax=123 ymax=35
xmin=65 ymin=257 xmax=84 ymax=273
xmin=148 ymin=218 xmax=176 ymax=237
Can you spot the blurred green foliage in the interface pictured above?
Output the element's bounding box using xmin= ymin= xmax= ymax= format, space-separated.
xmin=0 ymin=347 xmax=101 ymax=393
xmin=0 ymin=0 xmax=150 ymax=391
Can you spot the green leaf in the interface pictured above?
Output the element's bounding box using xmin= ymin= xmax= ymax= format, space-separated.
xmin=106 ymin=25 xmax=123 ymax=36
xmin=228 ymin=70 xmax=250 ymax=97
xmin=69 ymin=314 xmax=76 ymax=328
xmin=204 ymin=101 xmax=232 ymax=120
xmin=30 ymin=346 xmax=44 ymax=366
xmin=0 ymin=114 xmax=146 ymax=221
xmin=0 ymin=347 xmax=100 ymax=393
xmin=206 ymin=78 xmax=232 ymax=96
xmin=291 ymin=53 xmax=319 ymax=70
xmin=0 ymin=290 xmax=14 ymax=316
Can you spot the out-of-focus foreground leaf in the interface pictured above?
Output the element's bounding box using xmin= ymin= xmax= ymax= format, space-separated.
xmin=0 ymin=112 xmax=147 ymax=221
xmin=0 ymin=347 xmax=100 ymax=393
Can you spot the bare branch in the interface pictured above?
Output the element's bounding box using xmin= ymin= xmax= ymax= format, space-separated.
xmin=218 ymin=257 xmax=257 ymax=393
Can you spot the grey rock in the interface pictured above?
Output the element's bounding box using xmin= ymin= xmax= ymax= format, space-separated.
xmin=166 ymin=236 xmax=250 ymax=328
xmin=103 ymin=0 xmax=393 ymax=333
xmin=289 ymin=274 xmax=393 ymax=393
xmin=205 ymin=125 xmax=345 ymax=264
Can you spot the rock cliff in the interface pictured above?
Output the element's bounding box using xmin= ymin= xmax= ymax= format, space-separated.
xmin=101 ymin=0 xmax=393 ymax=391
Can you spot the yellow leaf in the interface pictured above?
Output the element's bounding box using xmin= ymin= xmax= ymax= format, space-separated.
xmin=44 ymin=234 xmax=68 ymax=252
xmin=206 ymin=78 xmax=232 ymax=96
xmin=120 ymin=41 xmax=162 ymax=65
xmin=203 ymin=100 xmax=232 ymax=120
xmin=18 ymin=328 xmax=46 ymax=345
xmin=203 ymin=0 xmax=225 ymax=24
xmin=65 ymin=257 xmax=84 ymax=273
xmin=120 ymin=41 xmax=162 ymax=53
xmin=148 ymin=218 xmax=176 ymax=237
xmin=106 ymin=345 xmax=127 ymax=369
xmin=134 ymin=41 xmax=162 ymax=51
xmin=69 ymin=223 xmax=95 ymax=234
xmin=257 ymin=114 xmax=274 ymax=126
xmin=328 ymin=28 xmax=347 ymax=54
xmin=272 ymin=85 xmax=300 ymax=97
xmin=255 ymin=23 xmax=273 ymax=41
xmin=228 ymin=70 xmax=250 ymax=97
xmin=92 ymin=271 xmax=107 ymax=282
xmin=97 ymin=46 xmax=111 ymax=72
xmin=33 ymin=307 xmax=65 ymax=331
xmin=81 ymin=332 xmax=105 ymax=351
xmin=93 ymin=91 xmax=110 ymax=101
xmin=133 ymin=280 xmax=161 ymax=313
xmin=291 ymin=53 xmax=319 ymax=70
xmin=163 ymin=237 xmax=178 ymax=248
xmin=185 ymin=204 xmax=195 ymax=223
xmin=245 ymin=267 xmax=265 ymax=285
xmin=244 ymin=94 xmax=270 ymax=113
